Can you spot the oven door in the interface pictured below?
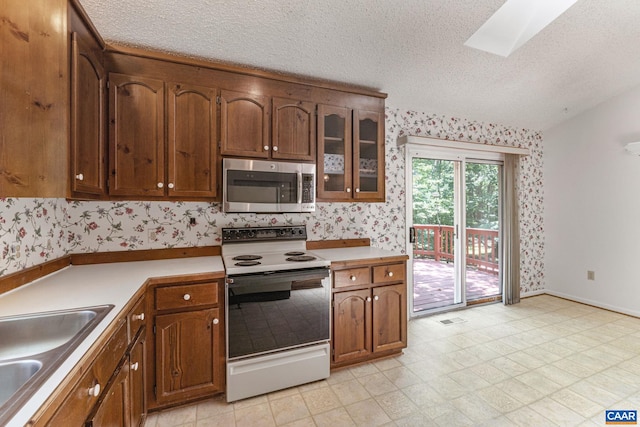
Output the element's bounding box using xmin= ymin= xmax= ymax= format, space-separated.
xmin=226 ymin=267 xmax=330 ymax=360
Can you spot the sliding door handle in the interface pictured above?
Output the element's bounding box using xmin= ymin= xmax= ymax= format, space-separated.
xmin=409 ymin=227 xmax=415 ymax=243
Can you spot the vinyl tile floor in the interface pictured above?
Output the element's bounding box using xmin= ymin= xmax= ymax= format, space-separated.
xmin=144 ymin=295 xmax=640 ymax=426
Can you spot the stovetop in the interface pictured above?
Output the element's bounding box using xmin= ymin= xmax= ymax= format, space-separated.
xmin=221 ymin=225 xmax=330 ymax=275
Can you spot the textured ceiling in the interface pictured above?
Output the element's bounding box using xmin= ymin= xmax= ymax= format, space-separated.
xmin=80 ymin=0 xmax=640 ymax=131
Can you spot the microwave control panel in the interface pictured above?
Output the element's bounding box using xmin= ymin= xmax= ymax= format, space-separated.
xmin=302 ymin=174 xmax=314 ymax=204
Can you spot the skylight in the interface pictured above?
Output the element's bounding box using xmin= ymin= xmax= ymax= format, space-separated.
xmin=464 ymin=0 xmax=579 ymax=57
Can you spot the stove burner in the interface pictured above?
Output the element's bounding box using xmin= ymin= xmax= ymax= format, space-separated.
xmin=284 ymin=251 xmax=305 ymax=256
xmin=286 ymin=255 xmax=316 ymax=262
xmin=232 ymin=255 xmax=263 ymax=261
xmin=235 ymin=260 xmax=261 ymax=266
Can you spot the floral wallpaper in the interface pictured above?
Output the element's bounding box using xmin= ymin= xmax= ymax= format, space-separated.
xmin=0 ymin=107 xmax=544 ymax=293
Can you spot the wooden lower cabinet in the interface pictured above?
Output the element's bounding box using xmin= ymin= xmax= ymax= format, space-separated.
xmin=31 ymin=295 xmax=147 ymax=427
xmin=129 ymin=329 xmax=146 ymax=427
xmin=147 ymin=279 xmax=224 ymax=409
xmin=155 ymin=308 xmax=222 ymax=404
xmin=331 ymin=259 xmax=408 ymax=367
xmin=85 ymin=358 xmax=129 ymax=427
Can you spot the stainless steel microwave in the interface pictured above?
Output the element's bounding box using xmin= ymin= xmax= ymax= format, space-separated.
xmin=223 ymin=158 xmax=316 ymax=213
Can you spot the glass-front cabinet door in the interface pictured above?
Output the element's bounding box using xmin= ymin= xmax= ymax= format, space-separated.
xmin=317 ymin=105 xmax=352 ymax=200
xmin=353 ymin=110 xmax=385 ymax=201
xmin=317 ymin=106 xmax=385 ymax=202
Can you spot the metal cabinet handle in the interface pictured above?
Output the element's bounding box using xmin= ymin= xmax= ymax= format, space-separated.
xmin=88 ymin=383 xmax=101 ymax=397
xmin=350 ymin=275 xmax=357 ymax=281
xmin=213 ymin=318 xmax=219 ymax=325
xmin=366 ymin=297 xmax=372 ymax=302
xmin=168 ymin=183 xmax=174 ymax=189
xmin=76 ymin=173 xmax=84 ymax=181
xmin=130 ymin=362 xmax=139 ymax=371
xmin=157 ymin=182 xmax=164 ymax=188
xmin=183 ymin=293 xmax=191 ymax=301
xmin=132 ymin=313 xmax=145 ymax=321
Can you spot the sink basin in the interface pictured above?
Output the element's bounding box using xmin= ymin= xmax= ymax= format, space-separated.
xmin=0 ymin=360 xmax=43 ymax=408
xmin=0 ymin=309 xmax=102 ymax=360
xmin=0 ymin=305 xmax=113 ymax=425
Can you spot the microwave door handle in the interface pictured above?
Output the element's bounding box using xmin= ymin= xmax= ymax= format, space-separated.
xmin=297 ymin=171 xmax=303 ymax=204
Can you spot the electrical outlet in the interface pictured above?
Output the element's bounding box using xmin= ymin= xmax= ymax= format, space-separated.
xmin=11 ymin=244 xmax=20 ymax=258
xmin=587 ymin=270 xmax=595 ymax=281
xmin=148 ymin=230 xmax=157 ymax=242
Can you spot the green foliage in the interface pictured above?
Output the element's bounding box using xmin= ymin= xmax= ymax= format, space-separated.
xmin=412 ymin=159 xmax=499 ymax=230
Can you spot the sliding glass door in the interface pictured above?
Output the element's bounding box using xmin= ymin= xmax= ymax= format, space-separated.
xmin=407 ymin=148 xmax=503 ymax=315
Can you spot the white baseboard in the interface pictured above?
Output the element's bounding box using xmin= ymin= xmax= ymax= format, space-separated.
xmin=544 ymin=289 xmax=640 ymax=318
xmin=521 ymin=289 xmax=546 ymax=298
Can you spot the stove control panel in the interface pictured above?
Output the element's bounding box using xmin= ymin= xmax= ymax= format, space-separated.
xmin=222 ymin=225 xmax=307 ymax=243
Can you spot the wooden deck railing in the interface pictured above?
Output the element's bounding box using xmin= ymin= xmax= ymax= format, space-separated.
xmin=413 ymin=224 xmax=499 ymax=274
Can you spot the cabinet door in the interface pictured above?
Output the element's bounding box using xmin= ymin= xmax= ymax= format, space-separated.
xmin=109 ymin=73 xmax=165 ymax=196
xmin=155 ymin=307 xmax=222 ymax=405
xmin=167 ymin=83 xmax=218 ymax=198
xmin=85 ymin=359 xmax=130 ymax=427
xmin=70 ymin=32 xmax=106 ymax=197
xmin=220 ymin=90 xmax=269 ymax=158
xmin=353 ymin=109 xmax=385 ymax=202
xmin=332 ymin=289 xmax=371 ymax=364
xmin=317 ymin=105 xmax=352 ymax=200
xmin=372 ymin=284 xmax=406 ymax=354
xmin=129 ymin=329 xmax=146 ymax=427
xmin=272 ymin=97 xmax=315 ymax=161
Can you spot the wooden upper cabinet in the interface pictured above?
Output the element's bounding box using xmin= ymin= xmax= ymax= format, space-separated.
xmin=317 ymin=105 xmax=352 ymax=201
xmin=167 ymin=83 xmax=218 ymax=198
xmin=70 ymin=32 xmax=106 ymax=197
xmin=272 ymin=97 xmax=316 ymax=161
xmin=353 ymin=109 xmax=385 ymax=201
xmin=220 ymin=90 xmax=270 ymax=158
xmin=108 ymin=73 xmax=165 ymax=197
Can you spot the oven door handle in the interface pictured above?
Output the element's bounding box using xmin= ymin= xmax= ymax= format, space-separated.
xmin=227 ymin=267 xmax=329 ymax=288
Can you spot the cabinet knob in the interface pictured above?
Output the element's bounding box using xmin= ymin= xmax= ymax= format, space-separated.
xmin=168 ymin=182 xmax=174 ymax=189
xmin=76 ymin=173 xmax=84 ymax=181
xmin=374 ymin=295 xmax=379 ymax=301
xmin=183 ymin=293 xmax=191 ymax=301
xmin=213 ymin=318 xmax=219 ymax=325
xmin=88 ymin=383 xmax=101 ymax=397
xmin=157 ymin=182 xmax=164 ymax=188
xmin=132 ymin=313 xmax=145 ymax=321
xmin=263 ymin=145 xmax=270 ymax=151
xmin=273 ymin=146 xmax=278 ymax=152
xmin=346 ymin=187 xmax=351 ymax=193
xmin=366 ymin=297 xmax=372 ymax=302
xmin=130 ymin=361 xmax=139 ymax=371
xmin=387 ymin=271 xmax=394 ymax=277
xmin=355 ymin=188 xmax=360 ymax=193
xmin=350 ymin=275 xmax=357 ymax=281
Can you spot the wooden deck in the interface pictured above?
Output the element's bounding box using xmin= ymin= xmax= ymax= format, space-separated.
xmin=412 ymin=258 xmax=500 ymax=312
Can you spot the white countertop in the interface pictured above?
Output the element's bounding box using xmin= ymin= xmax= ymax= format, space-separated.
xmin=311 ymin=246 xmax=407 ymax=263
xmin=0 ymin=256 xmax=224 ymax=427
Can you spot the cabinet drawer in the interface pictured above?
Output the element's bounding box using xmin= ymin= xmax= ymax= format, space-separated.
xmin=372 ymin=263 xmax=405 ymax=284
xmin=155 ymin=282 xmax=218 ymax=311
xmin=128 ymin=296 xmax=146 ymax=341
xmin=334 ymin=267 xmax=370 ymax=288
